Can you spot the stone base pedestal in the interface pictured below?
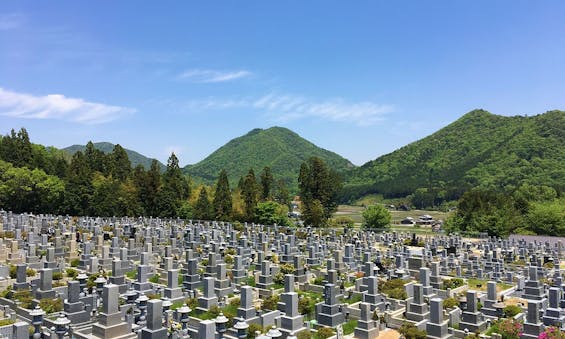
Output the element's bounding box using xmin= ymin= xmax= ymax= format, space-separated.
xmin=36 ymin=289 xmax=57 ymax=300
xmin=90 ymin=313 xmax=137 ymax=339
xmin=140 ymin=327 xmax=167 ymax=339
xmin=279 ymin=315 xmax=306 ymax=338
xmin=316 ymin=304 xmax=344 ymax=328
xmin=426 ymin=321 xmax=452 ymax=339
xmin=164 ymin=287 xmax=184 ymax=302
xmin=354 ymin=319 xmax=379 ymax=339
xmin=197 ymin=296 xmax=218 ymax=311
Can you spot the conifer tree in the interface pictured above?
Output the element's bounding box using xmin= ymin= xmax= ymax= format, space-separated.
xmin=298 ymin=157 xmax=342 ymax=226
xmin=260 ymin=166 xmax=274 ymax=201
xmin=242 ymin=169 xmax=259 ymax=221
xmin=132 ymin=162 xmax=161 ymax=216
xmin=0 ymin=128 xmax=33 ymax=168
xmin=156 ymin=153 xmax=190 ymax=217
xmin=63 ymin=151 xmax=94 ymax=215
xmin=274 ymin=179 xmax=290 ymax=205
xmin=84 ymin=141 xmax=108 ymax=174
xmin=162 ymin=153 xmax=190 ymax=200
xmin=213 ymin=169 xmax=232 ymax=221
xmin=109 ymin=144 xmax=131 ymax=181
xmin=194 ymin=186 xmax=212 ymax=220
xmin=144 ymin=160 xmax=162 ymax=216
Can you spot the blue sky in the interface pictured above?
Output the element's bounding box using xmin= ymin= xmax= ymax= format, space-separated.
xmin=1 ymin=1 xmax=564 ymax=166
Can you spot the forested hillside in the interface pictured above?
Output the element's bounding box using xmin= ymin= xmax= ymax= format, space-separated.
xmin=0 ymin=128 xmax=292 ymax=225
xmin=64 ymin=142 xmax=165 ymax=171
xmin=183 ymin=126 xmax=354 ymax=190
xmin=1 ymin=110 xmax=564 ymax=237
xmin=342 ymin=110 xmax=565 ymax=206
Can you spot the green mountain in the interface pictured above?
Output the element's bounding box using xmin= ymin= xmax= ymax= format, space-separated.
xmin=342 ymin=109 xmax=565 ymax=203
xmin=183 ymin=126 xmax=355 ymax=189
xmin=63 ymin=142 xmax=166 ymax=171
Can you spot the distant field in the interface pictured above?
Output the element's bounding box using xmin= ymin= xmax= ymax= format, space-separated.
xmin=335 ymin=205 xmax=452 ymax=222
xmin=334 ymin=205 xmax=453 ymax=232
xmin=390 ymin=209 xmax=452 ymax=224
xmin=390 ymin=225 xmax=435 ymax=235
xmin=334 ymin=205 xmax=365 ymax=223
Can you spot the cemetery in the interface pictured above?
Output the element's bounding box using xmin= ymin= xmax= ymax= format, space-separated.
xmin=0 ymin=211 xmax=561 ymax=339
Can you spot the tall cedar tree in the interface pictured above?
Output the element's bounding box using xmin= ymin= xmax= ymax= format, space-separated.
xmin=298 ymin=157 xmax=342 ymax=226
xmin=242 ymin=169 xmax=259 ymax=221
xmin=63 ymin=151 xmax=94 ymax=215
xmin=274 ymin=179 xmax=290 ymax=205
xmin=90 ymin=177 xmax=141 ymax=216
xmin=109 ymin=144 xmax=131 ymax=181
xmin=132 ymin=161 xmax=162 ymax=216
xmin=162 ymin=153 xmax=190 ymax=200
xmin=0 ymin=128 xmax=33 ymax=168
xmin=194 ymin=186 xmax=213 ymax=220
xmin=144 ymin=160 xmax=163 ymax=216
xmin=84 ymin=141 xmax=108 ymax=174
xmin=0 ymin=128 xmax=68 ymax=178
xmin=157 ymin=153 xmax=189 ymax=217
xmin=132 ymin=165 xmax=148 ymax=213
xmin=260 ymin=166 xmax=274 ymax=201
xmin=213 ymin=169 xmax=232 ymax=221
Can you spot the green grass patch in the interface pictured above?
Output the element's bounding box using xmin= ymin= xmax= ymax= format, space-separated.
xmin=149 ymin=274 xmax=160 ymax=284
xmin=298 ymin=290 xmax=323 ymax=300
xmin=340 ymin=293 xmax=362 ymax=304
xmin=170 ymin=301 xmax=184 ymax=310
xmin=343 ymin=319 xmax=358 ymax=335
xmin=245 ymin=276 xmax=256 ymax=287
xmin=0 ymin=319 xmax=14 ymax=326
xmin=222 ymin=303 xmax=238 ymax=318
xmin=344 ymin=281 xmax=354 ymax=288
xmin=126 ymin=270 xmax=137 ymax=279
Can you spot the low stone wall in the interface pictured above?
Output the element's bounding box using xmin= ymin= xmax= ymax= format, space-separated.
xmin=345 ymin=304 xmax=361 ymax=320
xmin=303 ymin=283 xmax=324 ymax=294
xmin=0 ymin=323 xmax=13 ymax=338
xmin=387 ymin=297 xmax=405 ymax=311
xmin=383 ymin=308 xmax=404 ymax=329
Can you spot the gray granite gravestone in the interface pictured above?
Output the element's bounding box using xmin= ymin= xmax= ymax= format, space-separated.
xmin=316 ymin=283 xmax=344 ymax=327
xmin=140 ymin=299 xmax=167 ymax=339
xmin=426 ymin=298 xmax=452 ymax=339
xmin=354 ymin=302 xmax=379 ymax=339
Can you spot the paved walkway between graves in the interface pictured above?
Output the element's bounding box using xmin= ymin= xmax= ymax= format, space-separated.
xmin=377 ymin=329 xmax=400 ymax=339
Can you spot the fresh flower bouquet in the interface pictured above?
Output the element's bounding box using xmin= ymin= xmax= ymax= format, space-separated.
xmin=539 ymin=326 xmax=565 ymax=339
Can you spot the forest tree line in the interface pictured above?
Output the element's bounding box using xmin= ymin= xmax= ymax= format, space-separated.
xmin=0 ymin=128 xmax=295 ymax=225
xmin=0 ymin=127 xmax=563 ymax=236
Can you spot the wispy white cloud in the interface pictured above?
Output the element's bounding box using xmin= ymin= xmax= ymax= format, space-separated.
xmin=0 ymin=14 xmax=25 ymax=31
xmin=178 ymin=69 xmax=252 ymax=83
xmin=0 ymin=87 xmax=135 ymax=124
xmin=183 ymin=93 xmax=393 ymax=126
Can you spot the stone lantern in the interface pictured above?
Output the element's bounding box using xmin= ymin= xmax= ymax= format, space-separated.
xmin=123 ymin=287 xmax=137 ymax=304
xmin=233 ymin=320 xmax=249 ymax=339
xmin=266 ymin=326 xmax=282 ymax=338
xmin=177 ymin=303 xmax=191 ymax=332
xmin=162 ymin=297 xmax=173 ymax=327
xmin=94 ymin=276 xmax=106 ymax=294
xmin=76 ymin=273 xmax=88 ymax=290
xmin=136 ymin=293 xmax=149 ymax=327
xmin=53 ymin=314 xmax=71 ymax=339
xmin=29 ymin=305 xmax=45 ymax=339
xmin=215 ymin=312 xmax=229 ymax=338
